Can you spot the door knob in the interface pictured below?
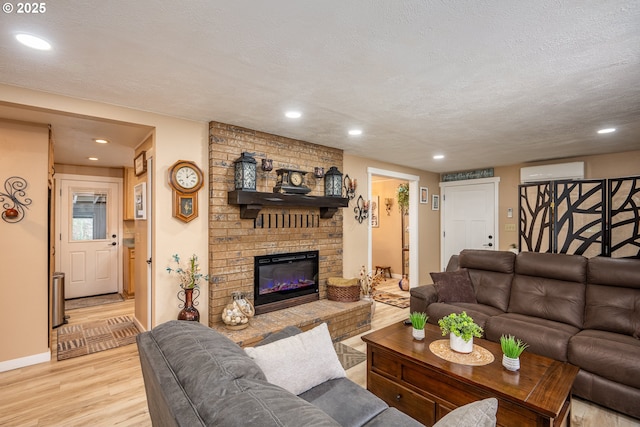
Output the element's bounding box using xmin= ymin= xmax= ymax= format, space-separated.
xmin=488 ymin=243 xmax=493 ymax=247
xmin=111 ymin=242 xmax=117 ymax=246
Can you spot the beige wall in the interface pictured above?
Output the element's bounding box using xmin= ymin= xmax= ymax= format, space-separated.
xmin=0 ymin=120 xmax=50 ymax=368
xmin=494 ymin=150 xmax=640 ymax=251
xmin=344 ymin=155 xmax=441 ymax=287
xmin=1 ymin=85 xmax=210 ymax=336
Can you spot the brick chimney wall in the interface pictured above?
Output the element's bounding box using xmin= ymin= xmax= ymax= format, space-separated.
xmin=208 ymin=121 xmax=345 ymax=326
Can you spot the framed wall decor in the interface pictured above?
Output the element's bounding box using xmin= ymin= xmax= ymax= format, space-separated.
xmin=134 ymin=151 xmax=147 ymax=176
xmin=134 ymin=182 xmax=147 ymax=219
xmin=371 ymin=195 xmax=379 ymax=228
xmin=420 ymin=187 xmax=429 ymax=204
xmin=174 ymin=192 xmax=198 ymax=223
xmin=432 ymin=194 xmax=440 ymax=211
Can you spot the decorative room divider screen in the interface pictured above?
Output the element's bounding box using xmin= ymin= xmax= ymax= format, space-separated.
xmin=519 ymin=176 xmax=640 ymax=258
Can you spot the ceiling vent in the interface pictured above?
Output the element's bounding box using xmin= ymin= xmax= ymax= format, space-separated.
xmin=520 ymin=162 xmax=584 ymax=183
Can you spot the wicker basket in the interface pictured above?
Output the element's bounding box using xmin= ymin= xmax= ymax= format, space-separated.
xmin=326 ymin=277 xmax=360 ymax=302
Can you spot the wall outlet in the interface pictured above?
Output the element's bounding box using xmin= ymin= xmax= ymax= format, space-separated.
xmin=505 ymin=223 xmax=517 ymax=232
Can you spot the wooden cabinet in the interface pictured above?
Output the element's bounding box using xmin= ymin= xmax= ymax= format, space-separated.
xmin=123 ymin=247 xmax=135 ymax=298
xmin=123 ymin=167 xmax=135 ymax=220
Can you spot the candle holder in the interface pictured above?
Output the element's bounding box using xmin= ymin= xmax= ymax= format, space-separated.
xmin=354 ymin=195 xmax=369 ymax=224
xmin=384 ymin=198 xmax=394 ymax=215
xmin=1 ymin=176 xmax=31 ymax=223
xmin=344 ymin=174 xmax=357 ymax=200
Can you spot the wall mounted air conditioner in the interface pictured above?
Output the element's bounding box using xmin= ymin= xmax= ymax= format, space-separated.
xmin=520 ymin=162 xmax=584 ymax=183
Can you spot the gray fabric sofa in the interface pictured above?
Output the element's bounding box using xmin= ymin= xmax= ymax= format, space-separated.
xmin=410 ymin=249 xmax=640 ymax=420
xmin=136 ymin=320 xmax=424 ymax=427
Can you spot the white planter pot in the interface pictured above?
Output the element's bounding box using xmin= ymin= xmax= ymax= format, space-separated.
xmin=449 ymin=333 xmax=473 ymax=353
xmin=412 ymin=328 xmax=425 ymax=341
xmin=502 ymin=354 xmax=520 ymax=371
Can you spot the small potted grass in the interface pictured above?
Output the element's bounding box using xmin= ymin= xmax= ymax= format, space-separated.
xmin=409 ymin=312 xmax=428 ymax=341
xmin=500 ymin=334 xmax=529 ymax=371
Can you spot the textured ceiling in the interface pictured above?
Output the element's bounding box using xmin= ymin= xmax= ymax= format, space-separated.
xmin=1 ymin=1 xmax=639 ymax=171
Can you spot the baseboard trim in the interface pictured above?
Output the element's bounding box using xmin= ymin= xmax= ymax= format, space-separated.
xmin=0 ymin=350 xmax=51 ymax=372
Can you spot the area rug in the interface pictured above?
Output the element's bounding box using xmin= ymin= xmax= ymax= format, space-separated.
xmin=333 ymin=342 xmax=367 ymax=370
xmin=57 ymin=316 xmax=140 ymax=361
xmin=373 ymin=291 xmax=410 ymax=309
xmin=65 ymin=293 xmax=124 ymax=310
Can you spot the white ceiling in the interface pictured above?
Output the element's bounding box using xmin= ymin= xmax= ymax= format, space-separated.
xmin=1 ymin=1 xmax=639 ymax=172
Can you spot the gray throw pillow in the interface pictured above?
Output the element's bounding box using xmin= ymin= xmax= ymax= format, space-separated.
xmin=433 ymin=398 xmax=498 ymax=427
xmin=431 ymin=268 xmax=477 ymax=303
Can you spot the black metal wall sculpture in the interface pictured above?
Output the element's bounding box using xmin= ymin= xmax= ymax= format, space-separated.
xmin=519 ymin=176 xmax=640 ymax=259
xmin=1 ymin=176 xmax=32 ymax=223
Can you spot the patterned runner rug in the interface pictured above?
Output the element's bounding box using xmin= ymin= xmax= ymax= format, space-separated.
xmin=373 ymin=291 xmax=410 ymax=309
xmin=333 ymin=342 xmax=367 ymax=370
xmin=57 ymin=316 xmax=140 ymax=361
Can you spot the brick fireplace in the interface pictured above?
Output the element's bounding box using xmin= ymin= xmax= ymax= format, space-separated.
xmin=208 ymin=121 xmax=345 ymax=326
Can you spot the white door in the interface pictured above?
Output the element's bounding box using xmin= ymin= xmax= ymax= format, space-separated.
xmin=440 ymin=179 xmax=499 ymax=270
xmin=60 ymin=179 xmax=120 ymax=298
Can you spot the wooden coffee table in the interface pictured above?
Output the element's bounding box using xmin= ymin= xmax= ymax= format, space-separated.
xmin=362 ymin=322 xmax=579 ymax=427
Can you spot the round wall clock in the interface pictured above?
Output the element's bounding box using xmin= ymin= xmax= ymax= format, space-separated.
xmin=168 ymin=160 xmax=204 ymax=194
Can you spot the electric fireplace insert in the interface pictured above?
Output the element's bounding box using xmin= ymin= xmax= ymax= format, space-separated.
xmin=254 ymin=250 xmax=319 ymax=314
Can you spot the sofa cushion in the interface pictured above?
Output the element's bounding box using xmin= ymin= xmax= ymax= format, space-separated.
xmin=362 ymin=407 xmax=425 ymax=427
xmin=584 ymin=284 xmax=640 ymax=337
xmin=584 ymin=256 xmax=640 ymax=338
xmin=300 ymin=378 xmax=390 ymax=427
xmin=206 ymin=377 xmax=341 ymax=426
xmin=244 ymin=322 xmax=346 ymax=395
xmin=515 ymin=251 xmax=587 ymax=283
xmin=485 ymin=313 xmax=579 ymax=361
xmin=431 ymin=269 xmax=477 ymax=303
xmin=433 ymin=398 xmax=497 ymax=427
xmin=568 ymin=329 xmax=640 ymax=390
xmin=459 ymin=250 xmax=515 ymax=312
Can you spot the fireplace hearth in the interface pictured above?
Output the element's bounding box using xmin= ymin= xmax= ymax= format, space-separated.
xmin=254 ymin=250 xmax=319 ymax=315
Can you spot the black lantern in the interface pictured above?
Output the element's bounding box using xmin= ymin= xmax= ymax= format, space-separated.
xmin=324 ymin=166 xmax=343 ymax=197
xmin=234 ymin=152 xmax=257 ymax=191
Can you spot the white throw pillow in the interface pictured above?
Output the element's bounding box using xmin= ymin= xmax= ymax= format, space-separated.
xmin=244 ymin=322 xmax=346 ymax=395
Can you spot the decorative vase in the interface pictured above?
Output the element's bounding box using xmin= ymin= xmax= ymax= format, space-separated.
xmin=449 ymin=333 xmax=473 ymax=353
xmin=362 ymin=295 xmax=376 ymax=318
xmin=502 ymin=354 xmax=520 ymax=371
xmin=222 ymin=291 xmax=255 ymax=330
xmin=412 ymin=327 xmax=425 ymax=341
xmin=399 ymin=274 xmax=409 ymax=291
xmin=178 ymin=287 xmax=200 ymax=321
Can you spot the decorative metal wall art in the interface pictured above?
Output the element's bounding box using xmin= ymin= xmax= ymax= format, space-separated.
xmin=354 ymin=195 xmax=369 ymax=224
xmin=343 ymin=174 xmax=357 ymax=200
xmin=1 ymin=176 xmax=32 ymax=223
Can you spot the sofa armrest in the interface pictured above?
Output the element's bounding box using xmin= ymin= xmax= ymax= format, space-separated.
xmin=410 ymin=284 xmax=438 ymax=313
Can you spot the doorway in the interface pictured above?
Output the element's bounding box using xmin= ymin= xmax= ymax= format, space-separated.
xmin=368 ymin=167 xmax=420 ymax=288
xmin=440 ymin=177 xmax=500 ymax=270
xmin=55 ymin=174 xmax=123 ymax=299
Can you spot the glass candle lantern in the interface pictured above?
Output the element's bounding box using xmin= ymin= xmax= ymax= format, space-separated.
xmin=324 ymin=166 xmax=343 ymax=197
xmin=234 ymin=152 xmax=257 ymax=191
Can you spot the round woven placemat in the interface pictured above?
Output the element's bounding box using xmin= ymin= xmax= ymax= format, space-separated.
xmin=429 ymin=340 xmax=495 ymax=366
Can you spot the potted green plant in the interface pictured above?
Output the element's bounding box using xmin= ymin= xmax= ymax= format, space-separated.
xmin=409 ymin=312 xmax=428 ymax=340
xmin=397 ymin=183 xmax=409 ymax=214
xmin=438 ymin=311 xmax=483 ymax=353
xmin=500 ymin=334 xmax=529 ymax=371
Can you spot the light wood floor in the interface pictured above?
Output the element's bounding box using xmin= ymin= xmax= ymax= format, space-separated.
xmin=0 ymin=294 xmax=638 ymax=426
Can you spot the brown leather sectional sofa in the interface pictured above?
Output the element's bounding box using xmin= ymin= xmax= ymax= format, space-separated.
xmin=410 ymin=249 xmax=640 ymax=420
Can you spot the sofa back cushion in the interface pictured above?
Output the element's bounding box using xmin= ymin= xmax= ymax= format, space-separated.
xmin=458 ymin=250 xmax=516 ymax=312
xmin=584 ymin=257 xmax=640 ymax=338
xmin=509 ymin=252 xmax=587 ymax=329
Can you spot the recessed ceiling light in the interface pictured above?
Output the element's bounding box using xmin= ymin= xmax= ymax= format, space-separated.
xmin=348 ymin=129 xmax=362 ymax=136
xmin=285 ymin=111 xmax=302 ymax=119
xmin=88 ymin=157 xmax=99 ymax=161
xmin=94 ymin=138 xmax=109 ymax=144
xmin=15 ymin=33 xmax=51 ymax=50
xmin=433 ymin=154 xmax=445 ymax=160
xmin=597 ymin=128 xmax=616 ymax=134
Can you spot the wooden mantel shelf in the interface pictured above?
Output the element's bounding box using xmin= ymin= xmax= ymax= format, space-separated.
xmin=228 ymin=190 xmax=349 ymax=219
